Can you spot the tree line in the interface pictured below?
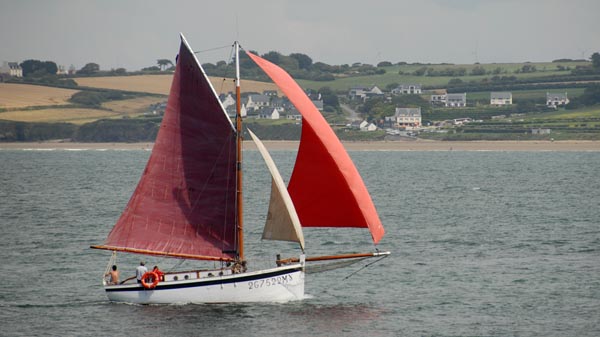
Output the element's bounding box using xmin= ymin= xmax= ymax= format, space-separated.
xmin=201 ymin=51 xmax=385 ymax=82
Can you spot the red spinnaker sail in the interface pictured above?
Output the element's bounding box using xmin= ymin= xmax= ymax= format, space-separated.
xmin=246 ymin=52 xmax=385 ymax=244
xmin=95 ymin=36 xmax=237 ymax=260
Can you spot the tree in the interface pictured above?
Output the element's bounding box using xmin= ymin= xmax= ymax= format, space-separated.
xmin=262 ymin=51 xmax=283 ymax=65
xmin=591 ymin=52 xmax=600 ymax=69
xmin=20 ymin=60 xmax=43 ymax=77
xmin=385 ymin=82 xmax=399 ymax=91
xmin=157 ymin=59 xmax=173 ymax=71
xmin=391 ymin=94 xmax=430 ymax=111
xmin=470 ymin=66 xmax=486 ymax=76
xmin=20 ymin=59 xmax=58 ymax=77
xmin=43 ymin=61 xmax=58 ymax=75
xmin=290 ymin=53 xmax=312 ymax=69
xmin=318 ymin=86 xmax=339 ymax=110
xmin=413 ymin=67 xmax=427 ymax=76
xmin=518 ymin=64 xmax=537 ymax=73
xmin=572 ymin=84 xmax=600 ymax=107
xmin=78 ymin=63 xmax=100 ymax=74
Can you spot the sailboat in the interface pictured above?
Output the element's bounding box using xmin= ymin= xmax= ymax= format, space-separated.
xmin=91 ymin=34 xmax=389 ymax=304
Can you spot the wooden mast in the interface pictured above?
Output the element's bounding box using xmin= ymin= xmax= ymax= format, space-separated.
xmin=234 ymin=41 xmax=244 ymax=261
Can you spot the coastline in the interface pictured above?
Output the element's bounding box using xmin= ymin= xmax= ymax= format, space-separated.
xmin=1 ymin=140 xmax=600 ymax=151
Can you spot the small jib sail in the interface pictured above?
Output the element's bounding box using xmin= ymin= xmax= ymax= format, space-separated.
xmin=246 ymin=52 xmax=385 ymax=245
xmin=92 ymin=35 xmax=238 ymax=262
xmin=247 ymin=129 xmax=305 ymax=251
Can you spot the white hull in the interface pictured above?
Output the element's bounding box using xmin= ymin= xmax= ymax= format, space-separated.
xmin=104 ymin=264 xmax=304 ymax=304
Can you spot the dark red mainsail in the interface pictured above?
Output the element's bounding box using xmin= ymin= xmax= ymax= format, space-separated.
xmin=246 ymin=51 xmax=385 ymax=245
xmin=92 ymin=35 xmax=237 ymax=261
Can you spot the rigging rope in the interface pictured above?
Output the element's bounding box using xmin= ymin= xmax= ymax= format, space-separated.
xmin=193 ymin=45 xmax=231 ymax=54
xmin=342 ymin=253 xmax=389 ymax=280
xmin=218 ymin=45 xmax=236 ymax=96
xmin=167 ymin=258 xmax=186 ymax=273
xmin=102 ymin=251 xmax=117 ymax=280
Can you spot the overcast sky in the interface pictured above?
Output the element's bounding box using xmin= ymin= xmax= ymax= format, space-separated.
xmin=1 ymin=0 xmax=599 ymax=71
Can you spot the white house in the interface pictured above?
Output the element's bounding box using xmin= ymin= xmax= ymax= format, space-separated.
xmin=490 ymin=92 xmax=512 ymax=106
xmin=225 ymin=103 xmax=247 ymax=118
xmin=392 ymin=84 xmax=422 ymax=95
xmin=453 ymin=118 xmax=472 ymax=125
xmin=445 ymin=93 xmax=467 ymax=107
xmin=430 ymin=94 xmax=446 ymax=105
xmin=286 ymin=113 xmax=302 ymax=121
xmin=246 ymin=94 xmax=270 ymax=111
xmin=546 ymin=92 xmax=569 ymax=108
xmin=56 ymin=65 xmax=68 ymax=75
xmin=1 ymin=62 xmax=23 ymax=77
xmin=531 ymin=128 xmax=551 ymax=134
xmin=359 ymin=120 xmax=377 ymax=131
xmin=221 ymin=93 xmax=236 ymax=110
xmin=385 ymin=107 xmax=422 ymax=128
xmin=348 ymin=86 xmax=384 ymax=101
xmin=258 ymin=107 xmax=280 ymax=120
xmin=312 ymin=100 xmax=324 ymax=111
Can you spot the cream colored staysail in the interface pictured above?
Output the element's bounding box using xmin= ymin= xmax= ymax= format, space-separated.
xmin=247 ymin=129 xmax=305 ymax=251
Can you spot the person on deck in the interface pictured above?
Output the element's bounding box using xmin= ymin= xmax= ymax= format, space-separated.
xmin=152 ymin=266 xmax=165 ymax=282
xmin=136 ymin=262 xmax=147 ymax=283
xmin=105 ymin=265 xmax=119 ymax=285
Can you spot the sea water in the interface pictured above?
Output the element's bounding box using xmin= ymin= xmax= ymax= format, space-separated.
xmin=0 ymin=148 xmax=599 ymax=336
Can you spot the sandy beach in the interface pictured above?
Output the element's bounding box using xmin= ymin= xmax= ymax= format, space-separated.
xmin=1 ymin=140 xmax=600 ymax=151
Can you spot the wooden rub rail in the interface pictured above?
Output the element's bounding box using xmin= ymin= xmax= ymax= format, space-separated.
xmin=90 ymin=245 xmax=236 ymax=262
xmin=277 ymin=251 xmax=390 ymax=265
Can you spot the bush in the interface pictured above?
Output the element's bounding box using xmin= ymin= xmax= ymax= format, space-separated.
xmin=0 ymin=120 xmax=76 ymax=141
xmin=74 ymin=118 xmax=160 ymax=142
xmin=69 ymin=90 xmax=126 ymax=107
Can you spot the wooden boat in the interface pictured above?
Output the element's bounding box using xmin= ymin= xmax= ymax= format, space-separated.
xmin=91 ymin=34 xmax=388 ymax=304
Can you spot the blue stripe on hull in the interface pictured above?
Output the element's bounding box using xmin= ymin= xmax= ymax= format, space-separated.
xmin=106 ymin=267 xmax=301 ymax=293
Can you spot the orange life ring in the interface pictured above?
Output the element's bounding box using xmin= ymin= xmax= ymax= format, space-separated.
xmin=141 ymin=271 xmax=159 ymax=289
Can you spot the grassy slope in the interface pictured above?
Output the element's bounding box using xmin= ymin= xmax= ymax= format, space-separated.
xmin=1 ymin=60 xmax=597 ymax=141
xmin=297 ymin=61 xmax=589 ymax=91
xmin=466 ymin=88 xmax=586 ymax=101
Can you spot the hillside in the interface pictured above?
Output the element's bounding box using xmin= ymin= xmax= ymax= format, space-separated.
xmin=297 ymin=60 xmax=592 ymax=91
xmin=1 ymin=57 xmax=599 ymax=141
xmin=0 ymin=83 xmax=79 ymax=109
xmin=0 ymin=74 xmax=279 ymax=124
xmin=74 ymin=74 xmax=280 ymax=95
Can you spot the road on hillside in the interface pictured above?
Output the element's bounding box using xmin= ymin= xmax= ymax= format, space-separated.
xmin=340 ymin=103 xmax=361 ymax=122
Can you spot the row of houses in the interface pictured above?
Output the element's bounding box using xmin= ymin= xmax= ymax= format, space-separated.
xmin=432 ymin=91 xmax=569 ymax=108
xmin=1 ymin=61 xmax=80 ymax=80
xmin=358 ymin=91 xmax=570 ymax=132
xmin=219 ymin=90 xmax=324 ymax=120
xmin=349 ymin=84 xmax=425 ymax=100
xmin=348 ymin=84 xmax=570 ymax=109
xmin=383 ymin=91 xmax=569 ymax=129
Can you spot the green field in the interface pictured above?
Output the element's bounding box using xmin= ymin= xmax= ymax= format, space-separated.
xmin=466 ymin=88 xmax=586 ymax=101
xmin=297 ymin=61 xmax=589 ymax=92
xmin=524 ymin=105 xmax=600 ymax=122
xmin=420 ymin=105 xmax=600 ymax=141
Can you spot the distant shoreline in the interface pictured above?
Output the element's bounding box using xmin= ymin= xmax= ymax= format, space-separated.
xmin=1 ymin=140 xmax=600 ymax=151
